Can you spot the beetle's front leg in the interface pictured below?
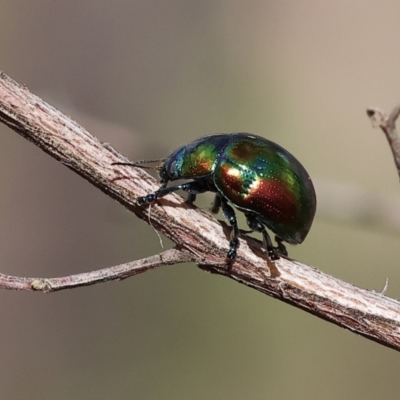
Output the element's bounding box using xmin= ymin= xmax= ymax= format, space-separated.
xmin=137 ymin=182 xmax=168 ymax=204
xmin=137 ymin=181 xmax=208 ymax=205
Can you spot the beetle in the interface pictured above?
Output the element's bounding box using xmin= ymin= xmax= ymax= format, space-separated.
xmin=114 ymin=133 xmax=316 ymax=263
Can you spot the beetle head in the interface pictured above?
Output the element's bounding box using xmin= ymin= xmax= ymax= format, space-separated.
xmin=161 ymin=146 xmax=186 ymax=182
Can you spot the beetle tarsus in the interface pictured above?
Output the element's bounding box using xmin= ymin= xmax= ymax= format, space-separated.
xmin=267 ymin=246 xmax=280 ymax=261
xmin=226 ymin=237 xmax=239 ymax=264
xmin=137 ymin=194 xmax=155 ymax=204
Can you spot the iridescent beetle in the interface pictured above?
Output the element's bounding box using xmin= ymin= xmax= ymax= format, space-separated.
xmin=114 ymin=133 xmax=316 ymax=262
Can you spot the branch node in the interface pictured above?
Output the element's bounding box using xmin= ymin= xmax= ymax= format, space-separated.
xmin=366 ymin=107 xmax=388 ymax=128
xmin=31 ymin=279 xmax=53 ymax=293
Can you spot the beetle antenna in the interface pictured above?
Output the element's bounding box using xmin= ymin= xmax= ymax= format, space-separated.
xmin=112 ymin=159 xmax=165 ymax=171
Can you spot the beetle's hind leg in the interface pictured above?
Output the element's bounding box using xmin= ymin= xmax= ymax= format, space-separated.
xmin=274 ymin=235 xmax=288 ymax=256
xmin=245 ymin=213 xmax=282 ymax=260
xmin=219 ymin=197 xmax=240 ymax=263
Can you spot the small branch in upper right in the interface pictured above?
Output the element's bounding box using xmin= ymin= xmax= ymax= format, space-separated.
xmin=367 ymin=104 xmax=400 ymax=181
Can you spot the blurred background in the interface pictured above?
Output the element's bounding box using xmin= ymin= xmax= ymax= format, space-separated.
xmin=1 ymin=1 xmax=400 ymax=399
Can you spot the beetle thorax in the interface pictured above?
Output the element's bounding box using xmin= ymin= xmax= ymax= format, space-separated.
xmin=163 ymin=143 xmax=218 ymax=181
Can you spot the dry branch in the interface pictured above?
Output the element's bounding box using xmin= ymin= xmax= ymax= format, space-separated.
xmin=367 ymin=105 xmax=400 ymax=180
xmin=0 ymin=71 xmax=400 ymax=351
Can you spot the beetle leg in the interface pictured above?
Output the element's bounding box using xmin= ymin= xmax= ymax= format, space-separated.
xmin=137 ymin=182 xmax=167 ymax=204
xmin=245 ymin=213 xmax=280 ymax=260
xmin=186 ymin=193 xmax=197 ymax=205
xmin=137 ymin=181 xmax=208 ymax=205
xmin=219 ymin=198 xmax=240 ymax=263
xmin=209 ymin=194 xmax=222 ymax=214
xmin=182 ymin=180 xmax=213 ymax=204
xmin=274 ymin=235 xmax=288 ymax=256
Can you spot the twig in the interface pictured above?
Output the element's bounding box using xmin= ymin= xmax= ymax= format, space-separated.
xmin=367 ymin=105 xmax=400 ymax=180
xmin=0 ymin=249 xmax=191 ymax=292
xmin=0 ymin=70 xmax=400 ymax=351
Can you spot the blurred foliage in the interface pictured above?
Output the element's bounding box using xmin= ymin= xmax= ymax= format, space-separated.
xmin=1 ymin=1 xmax=400 ymax=399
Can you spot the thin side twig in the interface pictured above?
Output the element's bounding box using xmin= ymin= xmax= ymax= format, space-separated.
xmin=367 ymin=105 xmax=400 ymax=180
xmin=0 ymin=249 xmax=191 ymax=292
xmin=0 ymin=70 xmax=400 ymax=351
